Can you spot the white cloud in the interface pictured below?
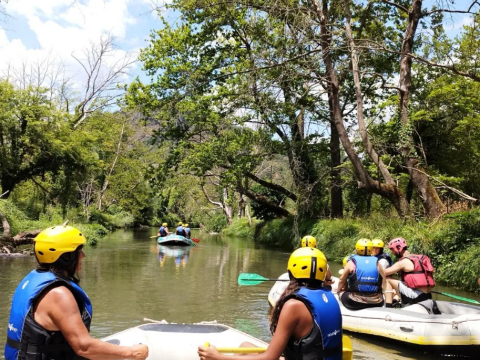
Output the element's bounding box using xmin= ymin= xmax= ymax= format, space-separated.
xmin=444 ymin=15 xmax=474 ymax=32
xmin=0 ymin=0 xmax=143 ymax=99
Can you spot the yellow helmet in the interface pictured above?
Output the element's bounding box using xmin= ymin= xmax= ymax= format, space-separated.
xmin=34 ymin=225 xmax=86 ymax=264
xmin=355 ymin=238 xmax=373 ymax=256
xmin=301 ymin=235 xmax=317 ymax=248
xmin=343 ymin=256 xmax=349 ymax=267
xmin=178 ymin=222 xmax=183 ymax=226
xmin=287 ymin=247 xmax=328 ymax=282
xmin=162 ymin=223 xmax=168 ymax=227
xmin=372 ymin=239 xmax=384 ymax=248
xmin=184 ymin=224 xmax=189 ymax=227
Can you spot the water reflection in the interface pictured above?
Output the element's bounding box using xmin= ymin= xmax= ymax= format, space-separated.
xmin=156 ymin=244 xmax=192 ymax=268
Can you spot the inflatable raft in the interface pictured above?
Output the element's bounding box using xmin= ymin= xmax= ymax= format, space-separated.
xmin=157 ymin=234 xmax=196 ymax=247
xmin=102 ymin=321 xmax=353 ymax=360
xmin=268 ymin=273 xmax=480 ymax=356
xmin=102 ymin=322 xmax=266 ymax=359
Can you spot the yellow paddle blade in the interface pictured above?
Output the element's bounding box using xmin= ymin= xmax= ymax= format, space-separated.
xmin=342 ymin=335 xmax=353 ymax=360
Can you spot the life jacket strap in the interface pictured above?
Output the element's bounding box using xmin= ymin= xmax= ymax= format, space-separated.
xmin=7 ymin=336 xmax=72 ymax=353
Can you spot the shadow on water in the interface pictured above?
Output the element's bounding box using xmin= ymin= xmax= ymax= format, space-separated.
xmin=1 ymin=228 xmax=479 ymax=360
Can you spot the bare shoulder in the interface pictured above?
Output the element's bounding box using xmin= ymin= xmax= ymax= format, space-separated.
xmin=41 ymin=285 xmax=77 ymax=308
xmin=283 ymin=298 xmax=308 ymax=312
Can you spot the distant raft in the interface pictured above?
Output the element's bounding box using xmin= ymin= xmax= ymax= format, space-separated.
xmin=268 ymin=273 xmax=480 ymax=356
xmin=157 ymin=234 xmax=196 ymax=247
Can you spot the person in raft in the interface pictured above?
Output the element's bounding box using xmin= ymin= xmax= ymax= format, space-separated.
xmin=176 ymin=222 xmax=187 ymax=236
xmin=371 ymin=239 xmax=393 ymax=270
xmin=384 ymin=237 xmax=436 ymax=307
xmin=184 ymin=223 xmax=191 ymax=239
xmin=301 ymin=235 xmax=334 ymax=287
xmin=337 ymin=239 xmax=386 ymax=310
xmin=4 ymin=224 xmax=149 ymax=360
xmin=157 ymin=222 xmax=170 ymax=237
xmin=197 ymin=247 xmax=343 ymax=360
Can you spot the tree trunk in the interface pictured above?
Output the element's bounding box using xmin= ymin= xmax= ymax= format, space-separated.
xmin=397 ymin=0 xmax=446 ymax=218
xmin=313 ymin=0 xmax=410 ymax=218
xmin=245 ymin=200 xmax=253 ymax=227
xmin=222 ymin=188 xmax=233 ymax=225
xmin=329 ymin=120 xmax=343 ymax=218
xmin=98 ymin=121 xmax=125 ymax=211
xmin=0 ymin=209 xmax=11 ymax=237
xmin=238 ymin=194 xmax=246 ymax=218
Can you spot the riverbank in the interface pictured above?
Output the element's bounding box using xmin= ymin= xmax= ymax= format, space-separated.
xmin=0 ymin=201 xmax=112 ymax=253
xmin=226 ymin=210 xmax=480 ymax=292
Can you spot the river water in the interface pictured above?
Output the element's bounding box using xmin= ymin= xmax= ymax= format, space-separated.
xmin=1 ymin=229 xmax=479 ymax=359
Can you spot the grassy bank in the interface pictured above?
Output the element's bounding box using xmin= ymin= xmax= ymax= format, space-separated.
xmin=1 ymin=201 xmax=110 ymax=246
xmin=232 ymin=211 xmax=480 ymax=292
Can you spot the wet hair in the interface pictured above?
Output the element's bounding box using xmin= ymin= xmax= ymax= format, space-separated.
xmin=36 ymin=245 xmax=83 ymax=283
xmin=269 ymin=273 xmax=323 ymax=334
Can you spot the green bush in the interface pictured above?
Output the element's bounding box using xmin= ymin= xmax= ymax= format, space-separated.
xmin=253 ymin=210 xmax=480 ymax=292
xmin=222 ymin=217 xmax=259 ymax=238
xmin=204 ymin=214 xmax=228 ymax=233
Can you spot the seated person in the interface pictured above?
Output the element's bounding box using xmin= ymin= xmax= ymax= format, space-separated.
xmin=337 ymin=239 xmax=386 ymax=310
xmin=372 ymin=238 xmax=393 ymax=270
xmin=157 ymin=223 xmax=170 ymax=237
xmin=384 ymin=237 xmax=435 ymax=308
xmin=184 ymin=224 xmax=191 ymax=239
xmin=175 ymin=222 xmax=186 ymax=237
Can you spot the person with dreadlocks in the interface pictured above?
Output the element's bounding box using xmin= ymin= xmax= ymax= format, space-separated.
xmin=4 ymin=224 xmax=148 ymax=360
xmin=198 ymin=247 xmax=342 ymax=360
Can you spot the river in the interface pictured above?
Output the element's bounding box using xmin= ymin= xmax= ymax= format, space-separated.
xmin=1 ymin=228 xmax=479 ymax=359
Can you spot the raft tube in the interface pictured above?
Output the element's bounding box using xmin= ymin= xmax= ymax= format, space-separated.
xmin=157 ymin=234 xmax=196 ymax=247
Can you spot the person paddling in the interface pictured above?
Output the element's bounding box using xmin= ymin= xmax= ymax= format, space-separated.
xmin=4 ymin=224 xmax=148 ymax=360
xmin=384 ymin=237 xmax=436 ymax=308
xmin=157 ymin=222 xmax=170 ymax=237
xmin=184 ymin=224 xmax=191 ymax=239
xmin=198 ymin=247 xmax=343 ymax=360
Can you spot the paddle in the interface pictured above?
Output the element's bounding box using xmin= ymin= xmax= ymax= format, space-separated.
xmin=191 ymin=238 xmax=200 ymax=243
xmin=238 ymin=273 xmax=289 ymax=286
xmin=150 ymin=235 xmax=158 ymax=239
xmin=204 ymin=335 xmax=353 ymax=359
xmin=431 ymin=290 xmax=480 ymax=305
xmin=204 ymin=342 xmax=266 ymax=353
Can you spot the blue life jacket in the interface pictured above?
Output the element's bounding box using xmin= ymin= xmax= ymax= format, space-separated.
xmin=5 ymin=270 xmax=92 ymax=360
xmin=349 ymin=255 xmax=382 ymax=294
xmin=185 ymin=227 xmax=191 ymax=237
xmin=283 ymin=287 xmax=342 ymax=360
xmin=376 ymin=252 xmax=393 ymax=267
xmin=159 ymin=226 xmax=168 ymax=237
xmin=176 ymin=226 xmax=186 ymax=236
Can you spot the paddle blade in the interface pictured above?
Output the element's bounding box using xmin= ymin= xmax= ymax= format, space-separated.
xmin=238 ymin=273 xmax=268 ymax=286
xmin=192 ymin=238 xmax=200 ymax=243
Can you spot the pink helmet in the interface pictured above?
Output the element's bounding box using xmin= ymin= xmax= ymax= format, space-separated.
xmin=388 ymin=237 xmax=408 ymax=255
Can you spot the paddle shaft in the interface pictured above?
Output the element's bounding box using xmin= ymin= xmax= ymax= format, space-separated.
xmin=241 ymin=278 xmax=287 ymax=282
xmin=431 ymin=290 xmax=480 ymax=305
xmin=204 ymin=342 xmax=266 ymax=354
